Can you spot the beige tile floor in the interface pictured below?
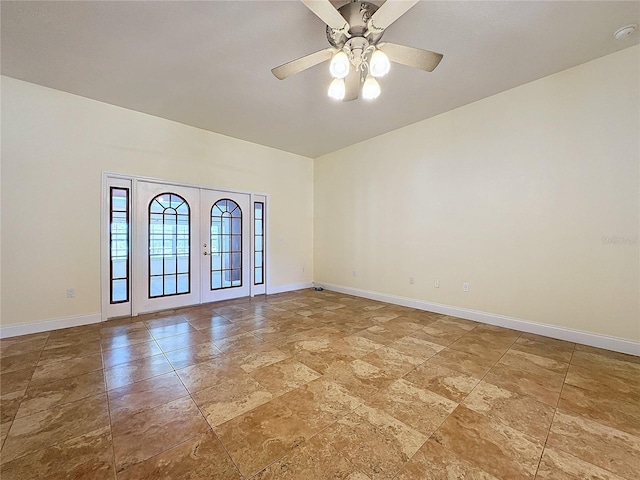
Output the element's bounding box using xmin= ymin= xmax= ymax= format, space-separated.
xmin=1 ymin=289 xmax=639 ymax=479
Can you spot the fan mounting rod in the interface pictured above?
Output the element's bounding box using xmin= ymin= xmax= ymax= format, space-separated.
xmin=343 ymin=37 xmax=372 ymax=70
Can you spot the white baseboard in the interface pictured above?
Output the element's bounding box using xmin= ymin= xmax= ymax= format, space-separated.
xmin=267 ymin=282 xmax=313 ymax=295
xmin=4 ymin=285 xmax=637 ymax=357
xmin=0 ymin=284 xmax=314 ymax=338
xmin=0 ymin=313 xmax=103 ymax=339
xmin=318 ymin=283 xmax=640 ymax=357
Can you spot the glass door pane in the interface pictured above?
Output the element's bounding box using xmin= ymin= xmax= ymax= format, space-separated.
xmin=148 ymin=193 xmax=191 ymax=298
xmin=210 ymin=199 xmax=242 ymax=290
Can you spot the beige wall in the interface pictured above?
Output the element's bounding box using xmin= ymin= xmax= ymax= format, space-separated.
xmin=315 ymin=46 xmax=640 ymax=341
xmin=2 ymin=46 xmax=639 ymax=341
xmin=1 ymin=76 xmax=314 ymax=327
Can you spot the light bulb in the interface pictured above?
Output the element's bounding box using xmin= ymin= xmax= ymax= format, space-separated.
xmin=329 ymin=51 xmax=350 ymax=79
xmin=362 ymin=75 xmax=380 ymax=100
xmin=327 ymin=78 xmax=346 ymax=100
xmin=369 ymin=49 xmax=390 ymax=78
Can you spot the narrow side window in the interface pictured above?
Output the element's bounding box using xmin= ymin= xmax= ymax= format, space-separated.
xmin=110 ymin=187 xmax=129 ymax=303
xmin=254 ymin=202 xmax=264 ymax=285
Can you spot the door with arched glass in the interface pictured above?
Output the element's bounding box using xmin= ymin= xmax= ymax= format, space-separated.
xmin=128 ymin=180 xmax=256 ymax=316
xmin=200 ymin=190 xmax=250 ymax=303
xmin=135 ymin=182 xmax=201 ymax=313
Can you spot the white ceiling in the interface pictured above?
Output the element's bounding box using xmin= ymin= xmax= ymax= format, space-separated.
xmin=2 ymin=1 xmax=638 ymax=158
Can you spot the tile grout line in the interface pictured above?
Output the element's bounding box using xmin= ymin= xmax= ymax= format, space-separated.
xmin=536 ymin=345 xmax=639 ymax=480
xmin=106 ymin=318 xmax=179 ymax=477
xmin=243 ymin=389 xmax=367 ymax=480
xmin=4 ymin=292 xmax=637 ymax=479
xmin=1 ymin=328 xmax=111 ymax=470
xmin=101 ymin=337 xmax=119 ymax=480
xmin=433 ymin=328 xmax=522 ymax=405
xmin=403 ymin=330 xmax=578 ymax=478
xmin=531 ymin=341 xmax=576 ymax=479
xmin=109 ymin=314 xmax=217 ymax=478
xmin=390 ymin=330 xmax=524 ymax=479
xmin=193 ymin=304 xmax=395 ymax=479
xmin=170 ymin=315 xmax=247 ymax=480
xmin=1 ymin=331 xmax=51 ymax=452
xmin=393 ymin=328 xmax=580 ymax=478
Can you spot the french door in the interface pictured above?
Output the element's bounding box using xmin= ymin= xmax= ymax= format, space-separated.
xmin=108 ymin=180 xmax=258 ymax=316
xmin=200 ymin=189 xmax=250 ymax=303
xmin=135 ymin=182 xmax=201 ymax=313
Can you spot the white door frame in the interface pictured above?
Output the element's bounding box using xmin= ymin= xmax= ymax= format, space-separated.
xmin=101 ymin=172 xmax=268 ymax=320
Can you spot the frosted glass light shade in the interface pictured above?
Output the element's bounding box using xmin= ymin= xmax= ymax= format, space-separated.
xmin=362 ymin=75 xmax=381 ymax=100
xmin=328 ymin=78 xmax=346 ymax=100
xmin=329 ymin=51 xmax=350 ymax=79
xmin=369 ymin=49 xmax=390 ymax=77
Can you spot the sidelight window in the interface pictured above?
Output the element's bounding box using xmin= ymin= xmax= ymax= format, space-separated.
xmin=254 ymin=202 xmax=264 ymax=285
xmin=110 ymin=187 xmax=129 ymax=303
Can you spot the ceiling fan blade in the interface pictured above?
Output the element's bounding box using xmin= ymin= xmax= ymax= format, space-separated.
xmin=301 ymin=0 xmax=349 ymax=32
xmin=368 ymin=0 xmax=420 ymax=31
xmin=343 ymin=67 xmax=360 ymax=101
xmin=378 ymin=42 xmax=443 ymax=72
xmin=272 ymin=48 xmax=336 ymax=80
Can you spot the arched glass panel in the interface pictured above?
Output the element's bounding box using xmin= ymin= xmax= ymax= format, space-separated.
xmin=148 ymin=193 xmax=190 ymax=298
xmin=210 ymin=199 xmax=242 ymax=290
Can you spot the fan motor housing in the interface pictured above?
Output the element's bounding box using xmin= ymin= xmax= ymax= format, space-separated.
xmin=326 ymin=1 xmax=384 ymax=48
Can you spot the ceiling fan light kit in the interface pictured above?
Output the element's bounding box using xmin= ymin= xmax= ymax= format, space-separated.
xmin=272 ymin=0 xmax=443 ymax=102
xmin=369 ymin=49 xmax=391 ymax=77
xmin=328 ymin=77 xmax=347 ymax=100
xmin=329 ymin=50 xmax=350 ymax=79
xmin=327 ymin=38 xmax=386 ymax=101
xmin=362 ymin=75 xmax=381 ymax=100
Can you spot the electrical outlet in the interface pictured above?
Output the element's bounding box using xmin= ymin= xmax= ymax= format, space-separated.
xmin=463 ymin=282 xmax=469 ymax=292
xmin=352 ymin=270 xmax=357 ymax=277
xmin=434 ymin=280 xmax=440 ymax=288
xmin=409 ymin=277 xmax=414 ymax=285
xmin=66 ymin=288 xmax=75 ymax=298
xmin=302 ymin=267 xmax=305 ymax=273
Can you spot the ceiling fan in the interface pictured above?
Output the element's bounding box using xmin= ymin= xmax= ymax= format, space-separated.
xmin=272 ymin=0 xmax=443 ymax=101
